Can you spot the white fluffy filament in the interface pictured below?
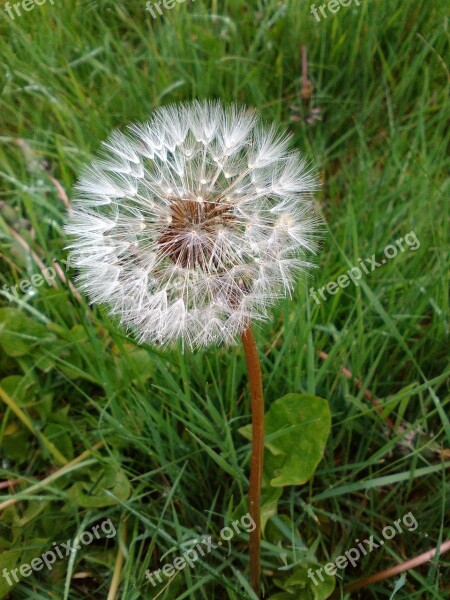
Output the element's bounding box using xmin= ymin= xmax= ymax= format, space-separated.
xmin=65 ymin=101 xmax=322 ymax=349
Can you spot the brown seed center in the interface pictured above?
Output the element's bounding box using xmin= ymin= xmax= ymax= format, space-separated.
xmin=158 ymin=198 xmax=235 ymax=269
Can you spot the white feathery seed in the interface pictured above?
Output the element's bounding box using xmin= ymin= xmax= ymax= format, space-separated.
xmin=65 ymin=101 xmax=322 ymax=349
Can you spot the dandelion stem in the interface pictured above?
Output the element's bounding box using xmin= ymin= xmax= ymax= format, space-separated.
xmin=241 ymin=325 xmax=264 ymax=597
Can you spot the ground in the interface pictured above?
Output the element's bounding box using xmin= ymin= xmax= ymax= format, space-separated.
xmin=0 ymin=1 xmax=449 ymax=599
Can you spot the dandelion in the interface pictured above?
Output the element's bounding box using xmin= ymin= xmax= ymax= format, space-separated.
xmin=66 ymin=101 xmax=320 ymax=349
xmin=65 ymin=100 xmax=322 ymax=595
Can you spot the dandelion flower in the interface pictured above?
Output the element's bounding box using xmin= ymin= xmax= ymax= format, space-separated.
xmin=65 ymin=101 xmax=321 ymax=349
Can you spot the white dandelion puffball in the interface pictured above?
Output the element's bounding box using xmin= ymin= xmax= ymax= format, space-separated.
xmin=65 ymin=101 xmax=321 ymax=349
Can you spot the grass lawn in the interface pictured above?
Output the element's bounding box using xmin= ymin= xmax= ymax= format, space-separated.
xmin=0 ymin=0 xmax=449 ymax=598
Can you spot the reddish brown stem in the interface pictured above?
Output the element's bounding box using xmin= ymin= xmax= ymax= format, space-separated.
xmin=345 ymin=539 xmax=450 ymax=593
xmin=241 ymin=325 xmax=264 ymax=597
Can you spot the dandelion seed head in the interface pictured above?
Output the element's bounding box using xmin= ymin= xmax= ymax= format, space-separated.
xmin=65 ymin=101 xmax=322 ymax=349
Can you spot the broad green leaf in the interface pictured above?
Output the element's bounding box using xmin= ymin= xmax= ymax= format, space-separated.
xmin=115 ymin=346 xmax=155 ymax=385
xmin=0 ymin=538 xmax=49 ymax=599
xmin=0 ymin=550 xmax=24 ymax=598
xmin=0 ymin=308 xmax=55 ymax=357
xmin=1 ymin=430 xmax=31 ymax=463
xmin=240 ymin=394 xmax=331 ymax=488
xmin=66 ymin=466 xmax=131 ymax=508
xmin=260 ymin=484 xmax=283 ymax=533
xmin=273 ymin=562 xmax=335 ymax=600
xmin=0 ymin=376 xmax=34 ymax=406
xmin=43 ymin=423 xmax=74 ymax=462
xmin=265 ymin=394 xmax=331 ymax=487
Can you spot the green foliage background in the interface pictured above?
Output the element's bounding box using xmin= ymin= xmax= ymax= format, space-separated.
xmin=0 ymin=0 xmax=448 ymax=598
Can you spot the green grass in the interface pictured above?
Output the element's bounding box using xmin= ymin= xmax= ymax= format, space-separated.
xmin=0 ymin=0 xmax=449 ymax=598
